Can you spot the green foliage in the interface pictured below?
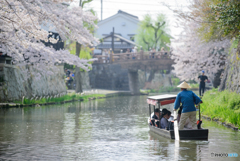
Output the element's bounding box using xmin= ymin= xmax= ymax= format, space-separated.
xmin=211 ymin=0 xmax=240 ymax=39
xmin=189 ymin=83 xmax=199 ymax=88
xmin=228 ymin=39 xmax=240 ymax=61
xmin=135 ymin=14 xmax=171 ymax=51
xmin=172 ymin=77 xmax=180 ymax=86
xmin=195 ymin=0 xmax=222 ymax=41
xmin=201 ymin=89 xmax=240 ymax=127
xmin=229 ymin=39 xmax=239 ymax=53
xmin=81 ymin=0 xmax=93 ymax=8
xmin=196 ymin=0 xmax=240 ymax=42
xmin=65 ymin=42 xmax=93 ymax=59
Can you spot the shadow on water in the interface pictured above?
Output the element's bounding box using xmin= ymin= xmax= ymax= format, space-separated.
xmin=0 ymin=95 xmax=239 ymax=160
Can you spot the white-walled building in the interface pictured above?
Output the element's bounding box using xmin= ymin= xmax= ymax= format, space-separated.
xmin=94 ymin=10 xmax=139 ymax=54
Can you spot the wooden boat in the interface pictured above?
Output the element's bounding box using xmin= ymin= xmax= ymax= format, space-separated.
xmin=147 ymin=94 xmax=208 ymax=140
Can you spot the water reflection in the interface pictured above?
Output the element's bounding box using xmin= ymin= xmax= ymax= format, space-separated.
xmin=0 ymin=96 xmax=239 ymax=160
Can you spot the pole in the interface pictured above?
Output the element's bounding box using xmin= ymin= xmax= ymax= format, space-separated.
xmin=158 ymin=103 xmax=160 ymax=121
xmin=199 ymin=104 xmax=201 ymax=120
xmin=101 ymin=0 xmax=103 ymax=20
xmin=197 ymin=104 xmax=202 ymax=129
xmin=111 ymin=27 xmax=114 ymax=53
xmin=174 ymin=111 xmax=180 ymax=140
xmin=153 ymin=105 xmax=155 ymax=120
xmin=149 ymin=104 xmax=151 ymax=119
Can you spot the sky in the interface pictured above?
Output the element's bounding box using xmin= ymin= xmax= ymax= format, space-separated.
xmin=70 ymin=0 xmax=191 ymax=39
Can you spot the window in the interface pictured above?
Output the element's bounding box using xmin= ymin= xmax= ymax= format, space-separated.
xmin=130 ymin=36 xmax=135 ymax=42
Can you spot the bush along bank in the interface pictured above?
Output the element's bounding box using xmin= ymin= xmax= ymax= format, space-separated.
xmin=201 ymin=89 xmax=240 ymax=130
xmin=1 ymin=93 xmax=106 ymax=108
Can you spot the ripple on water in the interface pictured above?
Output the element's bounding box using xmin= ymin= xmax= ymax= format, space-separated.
xmin=0 ymin=96 xmax=239 ymax=160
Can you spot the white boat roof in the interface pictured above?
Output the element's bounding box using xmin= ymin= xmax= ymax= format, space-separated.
xmin=147 ymin=94 xmax=177 ymax=101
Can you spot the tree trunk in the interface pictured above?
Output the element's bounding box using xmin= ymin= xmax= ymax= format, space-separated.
xmin=75 ymin=42 xmax=83 ymax=93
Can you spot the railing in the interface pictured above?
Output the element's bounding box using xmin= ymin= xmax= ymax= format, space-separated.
xmin=93 ymin=51 xmax=171 ymax=64
xmin=0 ymin=56 xmax=12 ymax=65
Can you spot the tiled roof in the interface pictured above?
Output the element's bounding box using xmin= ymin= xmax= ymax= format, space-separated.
xmin=113 ymin=34 xmax=137 ymax=46
xmin=96 ymin=34 xmax=139 ymax=49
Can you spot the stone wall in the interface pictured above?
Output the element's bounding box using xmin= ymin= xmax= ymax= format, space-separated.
xmin=89 ymin=64 xmax=129 ymax=90
xmin=0 ymin=63 xmax=67 ymax=101
xmin=138 ymin=70 xmax=173 ymax=89
xmin=89 ymin=64 xmax=173 ymax=91
xmin=81 ymin=71 xmax=91 ymax=90
xmin=219 ymin=53 xmax=240 ymax=93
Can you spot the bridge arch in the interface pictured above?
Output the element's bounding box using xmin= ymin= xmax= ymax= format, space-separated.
xmin=90 ymin=51 xmax=174 ymax=94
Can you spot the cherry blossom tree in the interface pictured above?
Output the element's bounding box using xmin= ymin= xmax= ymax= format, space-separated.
xmin=171 ymin=22 xmax=231 ymax=83
xmin=162 ymin=1 xmax=231 ymax=84
xmin=0 ymin=0 xmax=98 ymax=76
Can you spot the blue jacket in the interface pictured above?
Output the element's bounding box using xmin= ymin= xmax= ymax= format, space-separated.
xmin=174 ymin=90 xmax=202 ymax=113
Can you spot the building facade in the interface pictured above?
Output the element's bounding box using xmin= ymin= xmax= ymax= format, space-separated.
xmin=94 ymin=10 xmax=139 ymax=54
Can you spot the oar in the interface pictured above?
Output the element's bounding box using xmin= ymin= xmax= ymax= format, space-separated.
xmin=197 ymin=103 xmax=202 ymax=129
xmin=174 ymin=111 xmax=180 ymax=140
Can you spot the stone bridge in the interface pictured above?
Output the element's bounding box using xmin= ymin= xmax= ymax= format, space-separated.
xmin=91 ymin=51 xmax=174 ymax=95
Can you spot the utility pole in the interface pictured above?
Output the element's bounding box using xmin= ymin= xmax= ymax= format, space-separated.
xmin=101 ymin=0 xmax=103 ymax=20
xmin=111 ymin=27 xmax=114 ymax=53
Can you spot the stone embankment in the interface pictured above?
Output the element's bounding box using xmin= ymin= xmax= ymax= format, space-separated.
xmin=219 ymin=51 xmax=240 ymax=92
xmin=0 ymin=89 xmax=134 ymax=108
xmin=0 ymin=60 xmax=66 ymax=101
xmin=202 ymin=115 xmax=239 ymax=131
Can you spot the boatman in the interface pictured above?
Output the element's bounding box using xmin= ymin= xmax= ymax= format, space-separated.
xmin=173 ymin=81 xmax=202 ymax=130
xmin=198 ymin=70 xmax=208 ymax=96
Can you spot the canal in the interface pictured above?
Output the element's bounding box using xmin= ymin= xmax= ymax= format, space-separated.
xmin=0 ymin=95 xmax=239 ymax=160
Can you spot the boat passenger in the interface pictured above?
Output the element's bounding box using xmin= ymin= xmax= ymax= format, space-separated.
xmin=173 ymin=81 xmax=202 ymax=130
xmin=151 ymin=108 xmax=160 ymax=120
xmin=148 ymin=109 xmax=161 ymax=126
xmin=160 ymin=110 xmax=171 ymax=129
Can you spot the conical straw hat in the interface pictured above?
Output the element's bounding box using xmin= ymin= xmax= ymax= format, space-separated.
xmin=177 ymin=81 xmax=191 ymax=88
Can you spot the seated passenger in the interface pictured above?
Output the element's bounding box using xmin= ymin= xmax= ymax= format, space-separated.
xmin=148 ymin=109 xmax=161 ymax=126
xmin=160 ymin=110 xmax=171 ymax=129
xmin=151 ymin=108 xmax=160 ymax=120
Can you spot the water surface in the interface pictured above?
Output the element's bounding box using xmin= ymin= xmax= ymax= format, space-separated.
xmin=0 ymin=96 xmax=239 ymax=160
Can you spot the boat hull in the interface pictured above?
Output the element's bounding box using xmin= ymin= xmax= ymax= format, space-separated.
xmin=149 ymin=125 xmax=208 ymax=140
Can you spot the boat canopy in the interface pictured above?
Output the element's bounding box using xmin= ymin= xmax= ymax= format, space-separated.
xmin=147 ymin=94 xmax=177 ymax=106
